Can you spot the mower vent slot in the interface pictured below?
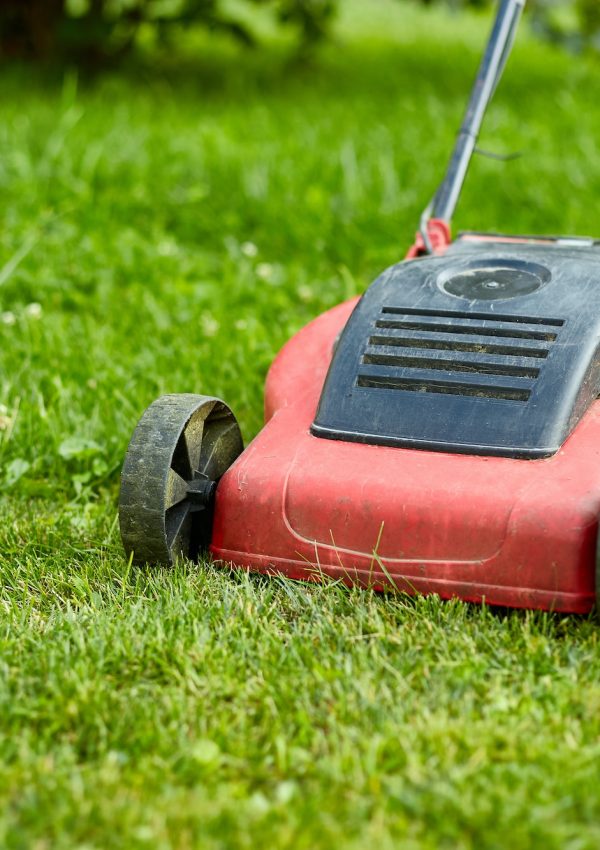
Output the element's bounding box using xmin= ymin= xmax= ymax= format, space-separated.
xmin=375 ymin=319 xmax=557 ymax=342
xmin=368 ymin=334 xmax=550 ymax=359
xmin=362 ymin=352 xmax=540 ymax=379
xmin=355 ymin=306 xmax=564 ymax=402
xmin=356 ymin=374 xmax=531 ymax=402
xmin=381 ymin=306 xmax=565 ymax=327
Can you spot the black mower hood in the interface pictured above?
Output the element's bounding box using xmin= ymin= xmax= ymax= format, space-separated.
xmin=312 ymin=239 xmax=600 ymax=459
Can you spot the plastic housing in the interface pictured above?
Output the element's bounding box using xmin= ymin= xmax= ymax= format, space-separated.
xmin=313 ymin=241 xmax=600 ymax=458
xmin=211 ymin=285 xmax=600 ymax=613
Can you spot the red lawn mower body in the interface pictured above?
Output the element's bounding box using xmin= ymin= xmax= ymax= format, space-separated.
xmin=211 ymin=232 xmax=600 ymax=614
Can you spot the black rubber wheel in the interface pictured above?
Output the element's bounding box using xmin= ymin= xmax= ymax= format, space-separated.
xmin=119 ymin=394 xmax=243 ymax=565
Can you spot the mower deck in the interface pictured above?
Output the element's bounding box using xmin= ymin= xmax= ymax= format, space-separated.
xmin=211 ymin=293 xmax=600 ymax=614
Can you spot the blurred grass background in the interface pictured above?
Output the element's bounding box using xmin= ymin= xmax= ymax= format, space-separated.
xmin=1 ymin=1 xmax=600 ymax=847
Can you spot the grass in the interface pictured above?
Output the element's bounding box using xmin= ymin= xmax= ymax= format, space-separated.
xmin=1 ymin=1 xmax=600 ymax=846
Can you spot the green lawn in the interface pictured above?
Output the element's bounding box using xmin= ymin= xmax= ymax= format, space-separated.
xmin=1 ymin=2 xmax=600 ymax=847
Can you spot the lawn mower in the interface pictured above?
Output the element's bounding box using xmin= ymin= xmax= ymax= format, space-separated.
xmin=119 ymin=0 xmax=600 ymax=614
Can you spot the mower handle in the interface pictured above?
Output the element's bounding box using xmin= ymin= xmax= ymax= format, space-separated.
xmin=421 ymin=0 xmax=526 ymax=249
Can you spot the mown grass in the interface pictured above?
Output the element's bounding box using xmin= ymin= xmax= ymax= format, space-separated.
xmin=1 ymin=2 xmax=600 ymax=847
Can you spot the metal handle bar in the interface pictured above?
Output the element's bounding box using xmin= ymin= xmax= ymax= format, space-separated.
xmin=428 ymin=0 xmax=526 ymax=228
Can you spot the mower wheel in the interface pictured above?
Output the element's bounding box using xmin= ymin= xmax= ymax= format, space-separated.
xmin=119 ymin=393 xmax=243 ymax=565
